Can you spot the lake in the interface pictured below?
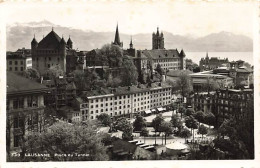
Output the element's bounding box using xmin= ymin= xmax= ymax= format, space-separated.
xmin=186 ymin=52 xmax=253 ymax=65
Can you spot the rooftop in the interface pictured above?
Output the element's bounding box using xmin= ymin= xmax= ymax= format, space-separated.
xmin=80 ymin=82 xmax=171 ymax=98
xmin=141 ymin=49 xmax=179 ymax=60
xmin=7 ymin=72 xmax=49 ymax=95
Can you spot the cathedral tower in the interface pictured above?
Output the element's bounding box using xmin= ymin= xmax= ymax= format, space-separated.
xmin=112 ymin=23 xmax=123 ymax=47
xmin=152 ymin=27 xmax=164 ymax=49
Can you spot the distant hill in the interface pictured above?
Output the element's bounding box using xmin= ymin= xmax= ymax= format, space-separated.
xmin=7 ymin=20 xmax=253 ymax=52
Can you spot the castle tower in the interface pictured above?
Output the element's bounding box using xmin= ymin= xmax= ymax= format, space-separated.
xmin=67 ymin=36 xmax=73 ymax=49
xmin=152 ymin=27 xmax=164 ymax=49
xmin=179 ymin=49 xmax=186 ymax=70
xmin=112 ymin=23 xmax=123 ymax=47
xmin=31 ymin=35 xmax=38 ymax=55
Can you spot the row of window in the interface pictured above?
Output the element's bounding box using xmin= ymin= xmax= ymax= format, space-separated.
xmin=7 ymin=96 xmax=38 ymax=110
xmin=8 ymin=67 xmax=23 ymax=71
xmin=8 ymin=60 xmax=23 ymax=65
xmin=154 ymin=58 xmax=179 ymax=63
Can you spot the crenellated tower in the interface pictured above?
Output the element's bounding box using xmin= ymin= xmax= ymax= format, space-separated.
xmin=152 ymin=27 xmax=164 ymax=49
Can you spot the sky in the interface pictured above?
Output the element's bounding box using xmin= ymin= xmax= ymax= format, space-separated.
xmin=2 ymin=1 xmax=256 ymax=38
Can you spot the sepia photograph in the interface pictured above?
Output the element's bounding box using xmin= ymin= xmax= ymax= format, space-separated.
xmin=0 ymin=0 xmax=259 ymax=167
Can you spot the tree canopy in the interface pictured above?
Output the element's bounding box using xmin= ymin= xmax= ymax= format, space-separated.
xmin=22 ymin=121 xmax=109 ymax=161
xmin=133 ymin=115 xmax=146 ymax=132
xmin=120 ymin=55 xmax=138 ymax=86
xmin=175 ymin=71 xmax=193 ymax=102
xmin=113 ymin=117 xmax=133 ymax=141
xmin=100 ymin=44 xmax=123 ymax=67
xmin=151 ymin=115 xmax=165 ymax=133
xmin=96 ymin=113 xmax=112 ymax=127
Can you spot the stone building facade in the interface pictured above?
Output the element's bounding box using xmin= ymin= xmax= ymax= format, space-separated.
xmin=31 ymin=29 xmax=79 ymax=75
xmin=70 ymin=82 xmax=172 ymax=122
xmin=192 ymin=88 xmax=253 ymax=127
xmin=6 ymin=72 xmax=49 ymax=152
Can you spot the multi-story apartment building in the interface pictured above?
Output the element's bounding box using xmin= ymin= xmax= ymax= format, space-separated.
xmin=70 ymin=82 xmax=172 ymax=122
xmin=6 ymin=52 xmax=32 ymax=72
xmin=192 ymin=88 xmax=253 ymax=127
xmin=6 ymin=72 xmax=49 ymax=152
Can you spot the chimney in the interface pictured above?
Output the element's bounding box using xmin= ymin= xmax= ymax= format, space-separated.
xmin=158 ymin=82 xmax=161 ymax=86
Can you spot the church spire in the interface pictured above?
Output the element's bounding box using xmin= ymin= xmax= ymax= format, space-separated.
xmin=130 ymin=36 xmax=133 ymax=49
xmin=113 ymin=23 xmax=123 ymax=47
xmin=114 ymin=23 xmax=120 ymax=45
xmin=156 ymin=27 xmax=159 ymax=35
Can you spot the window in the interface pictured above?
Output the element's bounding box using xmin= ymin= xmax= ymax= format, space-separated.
xmin=20 ymin=61 xmax=23 ymax=65
xmin=20 ymin=67 xmax=23 ymax=71
xmin=15 ymin=61 xmax=18 ymax=65
xmin=96 ymin=110 xmax=98 ymax=113
xmin=14 ymin=135 xmax=21 ymax=147
xmin=9 ymin=67 xmax=12 ymax=71
xmin=49 ymin=57 xmax=51 ymax=61
xmin=9 ymin=61 xmax=12 ymax=65
xmin=15 ymin=67 xmax=18 ymax=71
xmin=14 ymin=117 xmax=24 ymax=129
xmin=48 ymin=64 xmax=50 ymax=68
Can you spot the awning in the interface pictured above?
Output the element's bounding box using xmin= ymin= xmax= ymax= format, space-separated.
xmin=145 ymin=110 xmax=152 ymax=114
xmin=157 ymin=107 xmax=163 ymax=111
xmin=151 ymin=109 xmax=156 ymax=112
xmin=144 ymin=146 xmax=155 ymax=150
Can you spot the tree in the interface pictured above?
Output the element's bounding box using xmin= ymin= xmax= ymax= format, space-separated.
xmin=106 ymin=73 xmax=122 ymax=88
xmin=133 ymin=115 xmax=146 ymax=132
xmin=120 ymin=55 xmax=138 ymax=86
xmin=194 ymin=111 xmax=205 ymax=125
xmin=97 ymin=113 xmax=112 ymax=127
xmin=72 ymin=69 xmax=103 ymax=92
xmin=176 ymin=71 xmax=193 ymax=102
xmin=198 ymin=125 xmax=208 ymax=139
xmin=140 ymin=127 xmax=149 ymax=144
xmin=100 ymin=44 xmax=123 ymax=67
xmin=46 ymin=65 xmax=64 ymax=79
xmin=179 ymin=128 xmax=192 ymax=142
xmin=218 ymin=119 xmax=237 ymax=139
xmin=204 ymin=77 xmax=220 ymax=94
xmin=155 ymin=63 xmax=164 ymax=76
xmin=151 ymin=115 xmax=165 ymax=145
xmin=170 ymin=114 xmax=183 ymax=132
xmin=113 ymin=117 xmax=133 ymax=141
xmin=185 ymin=108 xmax=195 ymax=116
xmin=178 ymin=106 xmax=186 ymax=118
xmin=22 ymin=121 xmax=109 ymax=161
xmin=22 ymin=68 xmax=40 ymax=79
xmin=159 ymin=121 xmax=173 ymax=145
xmin=204 ymin=112 xmax=216 ymax=126
xmin=185 ymin=116 xmax=198 ymax=143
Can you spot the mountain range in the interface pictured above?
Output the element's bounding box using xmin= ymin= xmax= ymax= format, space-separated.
xmin=7 ymin=20 xmax=253 ymax=52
